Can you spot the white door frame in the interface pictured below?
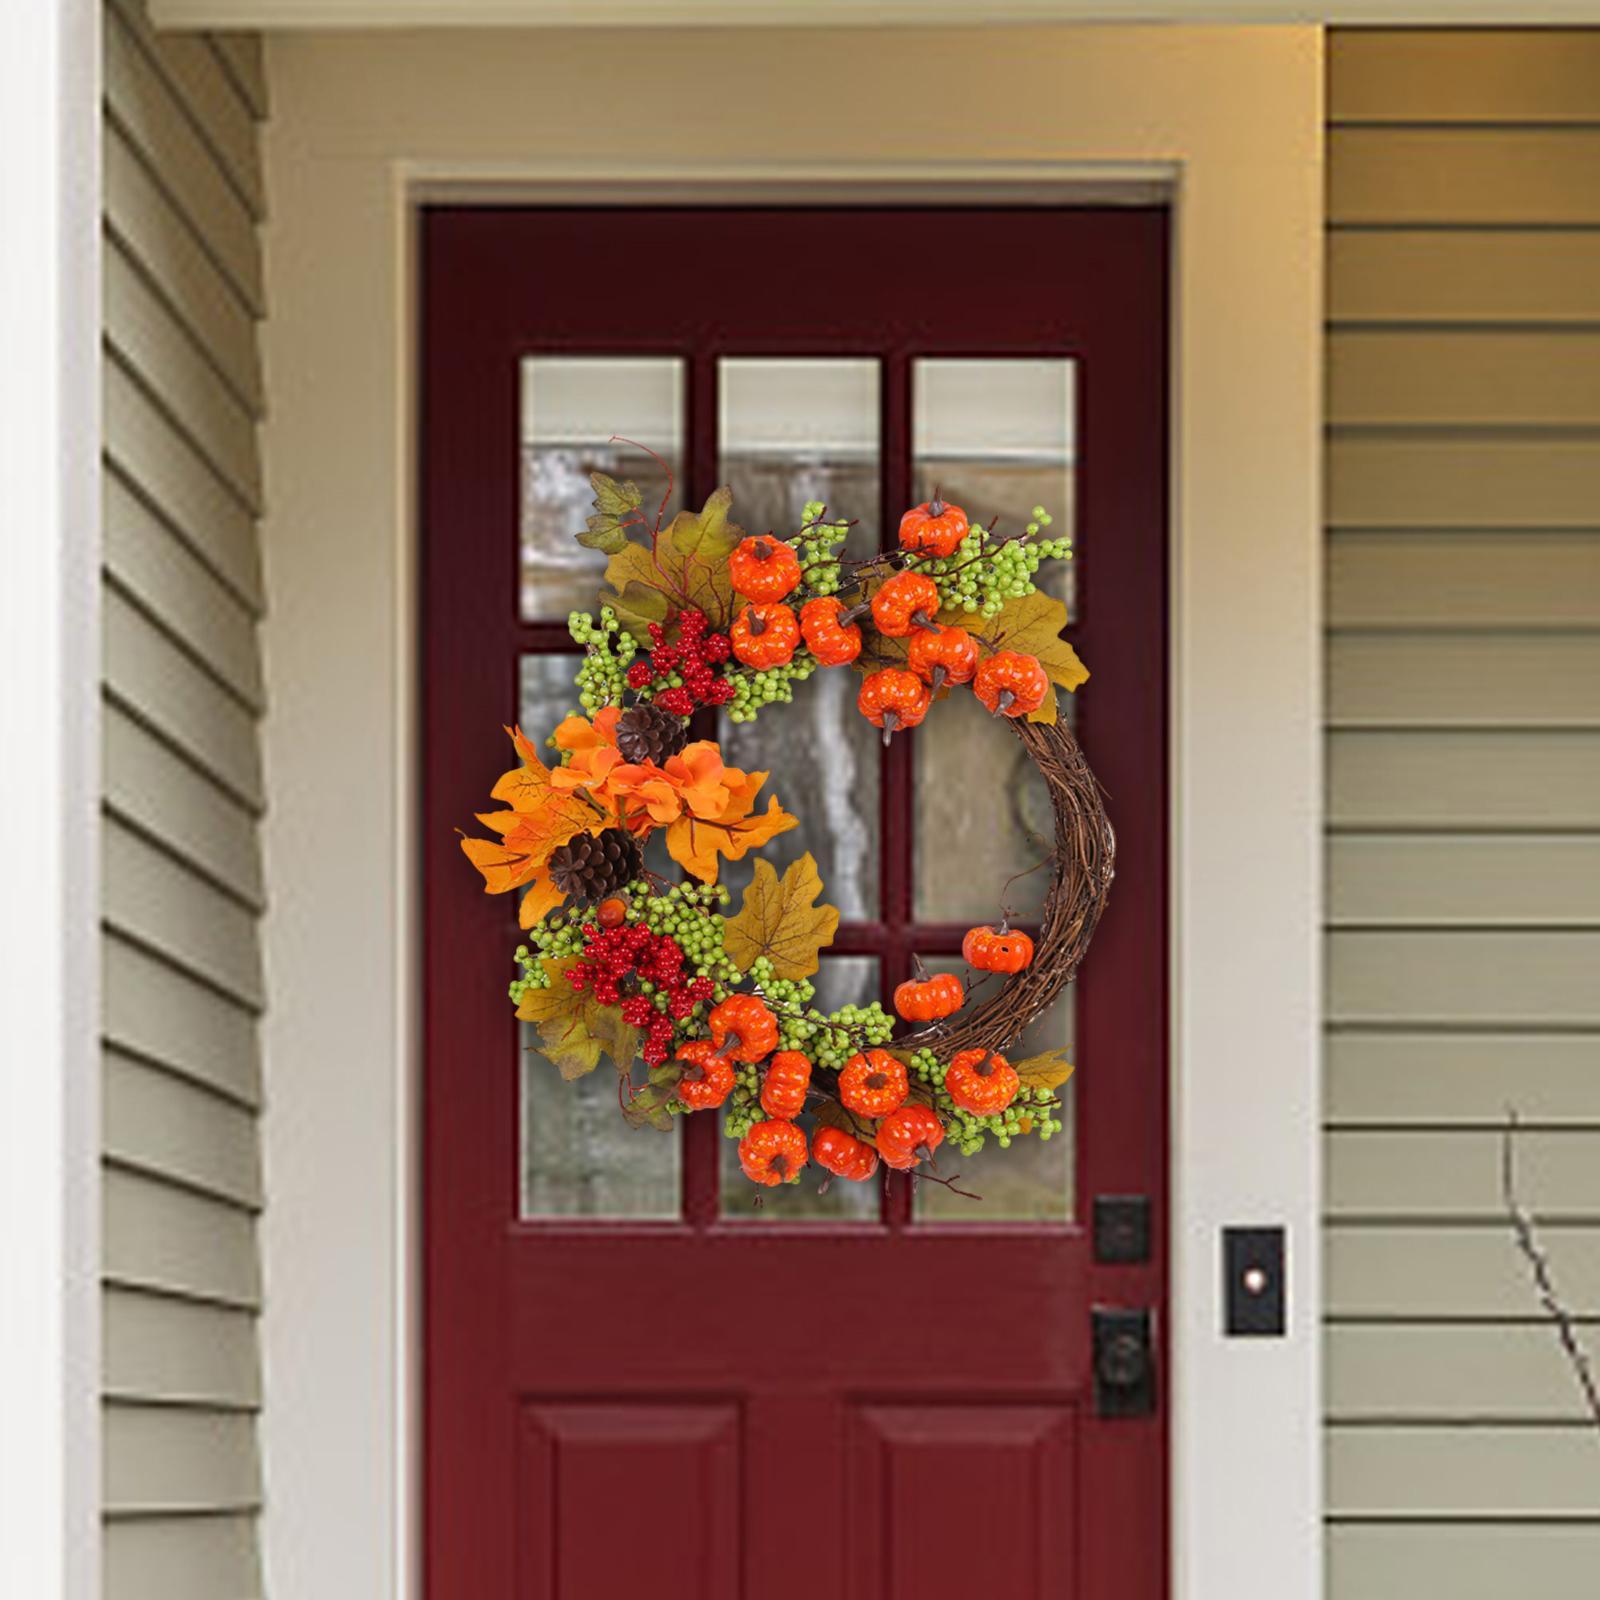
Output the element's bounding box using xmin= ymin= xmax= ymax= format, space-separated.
xmin=257 ymin=25 xmax=1324 ymax=1600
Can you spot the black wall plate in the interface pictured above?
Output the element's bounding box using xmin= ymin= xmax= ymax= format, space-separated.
xmin=1223 ymin=1226 xmax=1286 ymax=1337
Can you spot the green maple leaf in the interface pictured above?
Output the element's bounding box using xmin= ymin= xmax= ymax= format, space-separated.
xmin=577 ymin=471 xmax=644 ymax=554
xmin=722 ymin=854 xmax=840 ymax=981
xmin=600 ymin=486 xmax=744 ymax=637
xmin=516 ymin=956 xmax=641 ymax=1080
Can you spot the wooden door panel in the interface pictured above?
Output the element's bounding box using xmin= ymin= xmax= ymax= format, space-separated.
xmin=518 ymin=1402 xmax=739 ymax=1600
xmin=847 ymin=1404 xmax=1078 ymax=1600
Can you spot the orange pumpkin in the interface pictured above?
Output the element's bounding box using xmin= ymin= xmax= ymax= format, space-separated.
xmin=672 ymin=1039 xmax=736 ymax=1111
xmin=973 ymin=650 xmax=1049 ymax=718
xmin=876 ymin=1104 xmax=946 ymax=1169
xmin=906 ymin=624 xmax=979 ymax=692
xmin=759 ymin=1050 xmax=812 ymax=1119
xmin=738 ymin=1119 xmax=808 ymax=1186
xmin=839 ymin=1049 xmax=909 ymax=1119
xmin=897 ymin=496 xmax=970 ymax=559
xmin=945 ymin=1048 xmax=1020 ymax=1117
xmin=893 ymin=969 xmax=965 ymax=1022
xmin=730 ymin=602 xmax=800 ymax=670
xmin=962 ymin=922 xmax=1035 ymax=974
xmin=812 ymin=1125 xmax=879 ymax=1183
xmin=869 ymin=571 xmax=942 ymax=639
xmin=856 ymin=668 xmax=930 ymax=746
xmin=707 ymin=993 xmax=780 ymax=1062
xmin=728 ymin=535 xmax=802 ymax=603
xmin=798 ymin=595 xmax=862 ymax=666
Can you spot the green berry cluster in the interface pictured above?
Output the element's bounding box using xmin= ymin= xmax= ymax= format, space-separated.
xmin=567 ymin=606 xmax=638 ymax=716
xmin=508 ymin=915 xmax=591 ymax=1003
xmin=724 ymin=651 xmax=817 ymax=725
xmin=786 ymin=1000 xmax=897 ymax=1070
xmin=794 ymin=499 xmax=851 ymax=599
xmin=627 ymin=879 xmax=739 ymax=986
xmin=916 ymin=505 xmax=1072 ymax=619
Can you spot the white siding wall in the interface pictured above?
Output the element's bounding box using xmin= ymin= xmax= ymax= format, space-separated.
xmin=1326 ymin=29 xmax=1600 ymax=1598
xmin=100 ymin=3 xmax=269 ymax=1595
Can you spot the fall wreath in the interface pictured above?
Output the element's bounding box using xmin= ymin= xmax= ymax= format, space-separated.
xmin=461 ymin=453 xmax=1114 ymax=1194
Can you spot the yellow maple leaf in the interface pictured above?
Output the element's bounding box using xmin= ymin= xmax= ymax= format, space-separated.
xmin=665 ymin=796 xmax=797 ymax=884
xmin=1011 ymin=1048 xmax=1076 ymax=1092
xmin=722 ymin=854 xmax=840 ymax=980
xmin=516 ymin=957 xmax=641 ymax=1080
xmin=601 ymin=487 xmax=743 ymax=637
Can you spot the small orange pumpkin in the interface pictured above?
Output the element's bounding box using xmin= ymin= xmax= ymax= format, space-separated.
xmin=812 ymin=1125 xmax=879 ymax=1183
xmin=738 ymin=1119 xmax=808 ymax=1186
xmin=856 ymin=668 xmax=930 ymax=746
xmin=759 ymin=1050 xmax=812 ymax=1119
xmin=707 ymin=993 xmax=780 ymax=1062
xmin=906 ymin=624 xmax=979 ymax=692
xmin=973 ymin=650 xmax=1050 ymax=718
xmin=945 ymin=1048 xmax=1020 ymax=1117
xmin=798 ymin=595 xmax=862 ymax=667
xmin=728 ymin=535 xmax=802 ymax=603
xmin=876 ymin=1104 xmax=946 ymax=1170
xmin=731 ymin=602 xmax=800 ymax=670
xmin=839 ymin=1049 xmax=909 ymax=1119
xmin=893 ymin=968 xmax=965 ymax=1022
xmin=672 ymin=1039 xmax=736 ymax=1112
xmin=962 ymin=921 xmax=1035 ymax=975
xmin=898 ymin=496 xmax=970 ymax=559
xmin=869 ymin=571 xmax=942 ymax=639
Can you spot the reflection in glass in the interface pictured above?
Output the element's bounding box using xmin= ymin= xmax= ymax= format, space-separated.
xmin=719 ymin=359 xmax=880 ymax=562
xmin=520 ymin=357 xmax=683 ymax=621
xmin=914 ymin=687 xmax=1072 ymax=926
xmin=720 ymin=958 xmax=882 ymax=1222
xmin=914 ymin=958 xmax=1076 ymax=1224
xmin=913 ymin=358 xmax=1076 ymax=615
xmin=718 ymin=666 xmax=879 ymax=922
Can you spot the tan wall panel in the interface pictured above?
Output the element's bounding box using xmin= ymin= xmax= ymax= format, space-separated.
xmin=1329 ymin=1426 xmax=1600 ymax=1517
xmin=104 ymin=1049 xmax=263 ymax=1207
xmin=102 ymin=1166 xmax=260 ymax=1308
xmin=1326 ymin=1224 xmax=1600 ymax=1318
xmin=103 ymin=1404 xmax=261 ymax=1515
xmin=1330 ymin=127 xmax=1600 ymax=226
xmin=1328 ymin=633 xmax=1600 ymax=727
xmin=1328 ymin=1322 xmax=1599 ymax=1420
xmin=1327 ymin=836 xmax=1600 ymax=926
xmin=1330 ymin=29 xmax=1600 ymax=124
xmin=1328 ymin=730 xmax=1600 ymax=829
xmin=1330 ymin=329 xmax=1600 ymax=426
xmin=103 ymin=1285 xmax=261 ymax=1408
xmin=1326 ymin=1032 xmax=1600 ymax=1126
xmin=1328 ymin=436 xmax=1600 ymax=529
xmin=104 ymin=1514 xmax=263 ymax=1600
xmin=1330 ymin=1525 xmax=1600 ymax=1600
xmin=1330 ymin=230 xmax=1600 ymax=326
xmin=1327 ymin=929 xmax=1600 ymax=1028
xmin=1328 ymin=1126 xmax=1600 ymax=1220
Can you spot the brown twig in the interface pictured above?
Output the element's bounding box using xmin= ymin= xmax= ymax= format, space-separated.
xmin=1502 ymin=1108 xmax=1600 ymax=1433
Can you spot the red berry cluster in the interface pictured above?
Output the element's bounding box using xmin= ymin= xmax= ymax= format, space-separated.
xmin=566 ymin=921 xmax=717 ymax=1066
xmin=625 ymin=608 xmax=736 ymax=718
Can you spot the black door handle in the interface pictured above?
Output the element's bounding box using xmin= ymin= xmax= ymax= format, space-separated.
xmin=1092 ymin=1306 xmax=1156 ymax=1418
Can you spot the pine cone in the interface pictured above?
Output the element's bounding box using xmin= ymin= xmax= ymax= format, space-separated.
xmin=547 ymin=828 xmax=643 ymax=903
xmin=615 ymin=701 xmax=689 ymax=765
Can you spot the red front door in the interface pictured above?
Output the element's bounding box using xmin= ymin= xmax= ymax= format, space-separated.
xmin=423 ymin=207 xmax=1168 ymax=1599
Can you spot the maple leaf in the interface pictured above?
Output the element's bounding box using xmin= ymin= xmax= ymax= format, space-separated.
xmin=722 ymin=854 xmax=840 ymax=981
xmin=1011 ymin=1048 xmax=1076 ymax=1092
xmin=516 ymin=957 xmax=641 ymax=1081
xmin=601 ymin=486 xmax=744 ymax=637
xmin=665 ymin=796 xmax=797 ymax=884
xmin=577 ymin=471 xmax=644 ymax=554
xmin=620 ymin=1063 xmax=683 ymax=1132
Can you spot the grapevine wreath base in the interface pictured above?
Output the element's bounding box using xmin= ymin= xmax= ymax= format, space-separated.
xmin=461 ymin=454 xmax=1115 ymax=1194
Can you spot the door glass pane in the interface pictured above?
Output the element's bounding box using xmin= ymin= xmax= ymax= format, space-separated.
xmin=913 ymin=957 xmax=1076 ymax=1224
xmin=719 ymin=957 xmax=881 ymax=1222
xmin=717 ymin=665 xmax=880 ymax=921
xmin=913 ymin=684 xmax=1072 ymax=927
xmin=912 ymin=358 xmax=1076 ymax=616
xmin=520 ymin=357 xmax=683 ymax=621
xmin=719 ymin=358 xmax=880 ymax=560
xmin=518 ymin=651 xmax=680 ymax=1218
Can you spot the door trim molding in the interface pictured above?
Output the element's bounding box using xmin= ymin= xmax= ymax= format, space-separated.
xmin=258 ymin=26 xmax=1323 ymax=1600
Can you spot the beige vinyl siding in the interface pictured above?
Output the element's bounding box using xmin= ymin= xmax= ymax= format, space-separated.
xmin=101 ymin=2 xmax=268 ymax=1595
xmin=1326 ymin=30 xmax=1600 ymax=1600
